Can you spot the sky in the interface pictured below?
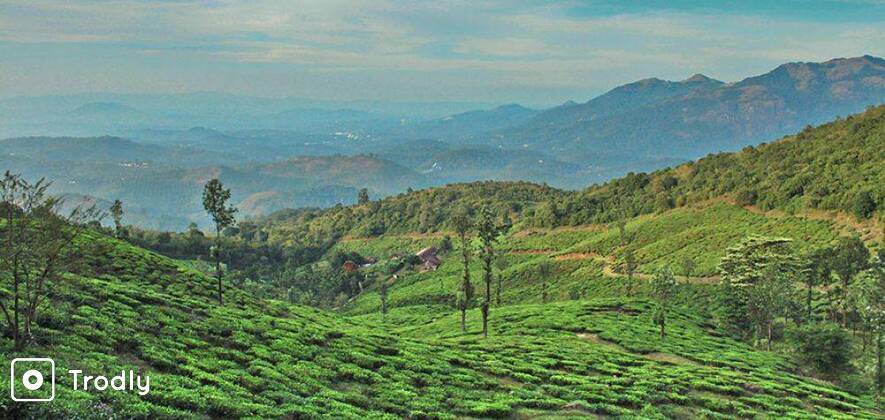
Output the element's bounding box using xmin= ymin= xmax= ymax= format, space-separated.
xmin=1 ymin=0 xmax=884 ymax=106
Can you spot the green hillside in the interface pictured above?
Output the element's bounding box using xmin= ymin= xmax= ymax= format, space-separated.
xmin=3 ymin=107 xmax=884 ymax=418
xmin=258 ymin=104 xmax=884 ymax=243
xmin=1 ymin=227 xmax=880 ymax=418
xmin=336 ymin=202 xmax=844 ymax=314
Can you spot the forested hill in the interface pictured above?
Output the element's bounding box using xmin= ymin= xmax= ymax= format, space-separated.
xmin=549 ymin=104 xmax=885 ymax=226
xmin=259 ymin=181 xmax=567 ymax=244
xmin=258 ymin=105 xmax=884 ymax=242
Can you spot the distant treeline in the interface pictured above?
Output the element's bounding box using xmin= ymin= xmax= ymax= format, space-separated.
xmin=257 ymin=105 xmax=884 ymax=238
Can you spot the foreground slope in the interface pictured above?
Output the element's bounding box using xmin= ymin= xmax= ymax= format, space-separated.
xmin=2 ymin=227 xmax=879 ymax=418
xmin=0 ymin=232 xmax=532 ymax=418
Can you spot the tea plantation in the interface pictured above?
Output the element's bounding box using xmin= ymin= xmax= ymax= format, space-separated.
xmin=2 ymin=107 xmax=883 ymax=417
xmin=1 ymin=206 xmax=881 ymax=418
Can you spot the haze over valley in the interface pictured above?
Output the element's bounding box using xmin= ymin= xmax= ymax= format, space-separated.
xmin=4 ymin=55 xmax=883 ymax=230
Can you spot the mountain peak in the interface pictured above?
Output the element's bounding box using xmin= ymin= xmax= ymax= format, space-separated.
xmin=772 ymin=55 xmax=885 ymax=72
xmin=682 ymin=73 xmax=720 ymax=83
xmin=636 ymin=77 xmax=666 ymax=85
xmin=823 ymin=55 xmax=885 ymax=66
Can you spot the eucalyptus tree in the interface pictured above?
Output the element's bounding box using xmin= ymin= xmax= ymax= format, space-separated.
xmin=451 ymin=205 xmax=474 ymax=333
xmin=477 ymin=205 xmax=502 ymax=337
xmin=379 ymin=277 xmax=389 ymax=323
xmin=830 ymin=236 xmax=870 ymax=326
xmin=110 ymin=199 xmax=124 ymax=238
xmin=202 ymin=178 xmax=238 ymax=305
xmin=652 ymin=267 xmax=679 ymax=339
xmin=850 ymin=257 xmax=884 ymax=395
xmin=718 ymin=236 xmax=803 ymax=342
xmin=537 ymin=260 xmax=553 ymax=304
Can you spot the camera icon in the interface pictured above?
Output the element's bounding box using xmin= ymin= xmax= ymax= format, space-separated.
xmin=10 ymin=358 xmax=55 ymax=402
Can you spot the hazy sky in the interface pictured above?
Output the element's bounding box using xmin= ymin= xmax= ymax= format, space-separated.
xmin=1 ymin=0 xmax=884 ymax=105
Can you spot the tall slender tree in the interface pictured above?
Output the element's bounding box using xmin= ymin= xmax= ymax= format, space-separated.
xmin=805 ymin=247 xmax=834 ymax=320
xmin=451 ymin=205 xmax=474 ymax=333
xmin=357 ymin=188 xmax=370 ymax=205
xmin=379 ymin=277 xmax=389 ymax=323
xmin=830 ymin=236 xmax=870 ymax=326
xmin=110 ymin=199 xmax=124 ymax=238
xmin=617 ymin=209 xmax=636 ymax=295
xmin=537 ymin=260 xmax=553 ymax=303
xmin=652 ymin=266 xmax=678 ymax=339
xmin=477 ymin=205 xmax=500 ymax=337
xmin=850 ymin=257 xmax=884 ymax=396
xmin=202 ymin=179 xmax=238 ymax=305
xmin=624 ymin=248 xmax=637 ymax=295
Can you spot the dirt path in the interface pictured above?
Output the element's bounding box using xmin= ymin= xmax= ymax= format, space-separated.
xmin=509 ymin=249 xmax=554 ymax=255
xmin=510 ymin=248 xmax=720 ymax=285
xmin=576 ymin=333 xmax=699 ymax=366
xmin=553 ymin=252 xmax=599 ymax=260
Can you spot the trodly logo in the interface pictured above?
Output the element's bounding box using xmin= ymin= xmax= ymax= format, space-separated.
xmin=10 ymin=358 xmax=150 ymax=402
xmin=68 ymin=369 xmax=150 ymax=396
xmin=10 ymin=358 xmax=56 ymax=402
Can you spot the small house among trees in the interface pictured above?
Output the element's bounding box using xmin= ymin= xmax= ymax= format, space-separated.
xmin=416 ymin=246 xmax=442 ymax=271
xmin=342 ymin=260 xmax=360 ymax=273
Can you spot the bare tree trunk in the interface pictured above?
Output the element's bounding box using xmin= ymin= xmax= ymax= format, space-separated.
xmin=13 ymin=271 xmax=20 ymax=350
xmin=215 ymin=227 xmax=224 ymax=305
xmin=877 ymin=331 xmax=883 ymax=398
xmin=496 ymin=274 xmax=502 ymax=306
xmin=460 ymin=309 xmax=466 ymax=333
xmin=482 ymin=253 xmax=491 ymax=337
xmin=767 ymin=321 xmax=773 ymax=351
xmin=806 ymin=283 xmax=813 ymax=320
xmin=862 ymin=329 xmax=868 ymax=353
xmin=660 ymin=319 xmax=665 ymax=340
xmin=481 ymin=303 xmax=488 ymax=337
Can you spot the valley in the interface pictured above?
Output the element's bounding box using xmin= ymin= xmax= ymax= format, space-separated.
xmin=3 ymin=56 xmax=883 ymax=230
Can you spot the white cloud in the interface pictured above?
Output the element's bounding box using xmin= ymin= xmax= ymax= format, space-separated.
xmin=0 ymin=0 xmax=882 ymax=101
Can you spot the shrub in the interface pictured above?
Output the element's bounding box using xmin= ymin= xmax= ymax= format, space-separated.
xmin=735 ymin=189 xmax=758 ymax=206
xmin=788 ymin=322 xmax=853 ymax=380
xmin=852 ymin=190 xmax=876 ymax=219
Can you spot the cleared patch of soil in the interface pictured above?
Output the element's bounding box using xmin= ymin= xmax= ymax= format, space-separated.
xmin=553 ymin=252 xmax=599 ymax=260
xmin=576 ymin=332 xmax=625 ymax=350
xmin=509 ymin=249 xmax=553 ymax=255
xmin=643 ymin=352 xmax=698 ymax=366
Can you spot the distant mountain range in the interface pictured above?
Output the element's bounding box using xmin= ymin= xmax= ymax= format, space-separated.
xmin=0 ymin=92 xmax=493 ymax=138
xmin=1 ymin=55 xmax=883 ymax=230
xmin=363 ymin=55 xmax=884 ymax=187
xmin=477 ymin=55 xmax=885 ymax=178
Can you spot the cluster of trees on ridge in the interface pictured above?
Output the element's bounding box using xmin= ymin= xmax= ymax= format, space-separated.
xmin=250 ymin=104 xmax=883 ymax=240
